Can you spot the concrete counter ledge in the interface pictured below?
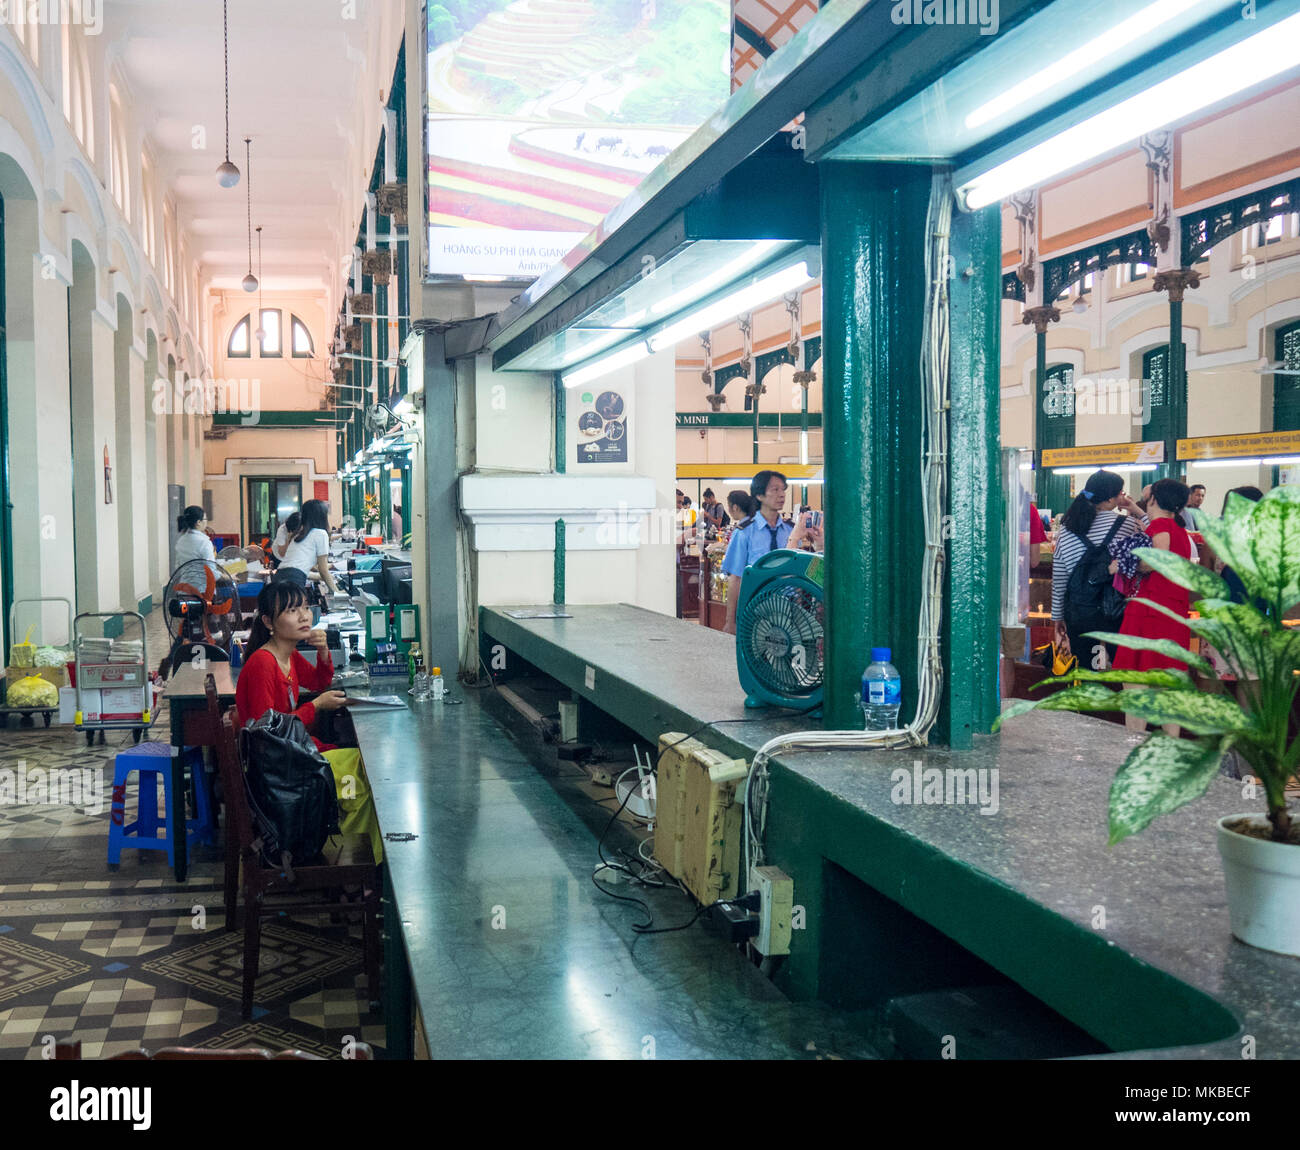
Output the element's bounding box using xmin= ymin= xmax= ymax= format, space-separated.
xmin=481 ymin=604 xmax=1300 ymax=1059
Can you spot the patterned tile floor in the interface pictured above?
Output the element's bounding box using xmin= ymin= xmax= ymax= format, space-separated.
xmin=0 ymin=607 xmax=383 ymax=1060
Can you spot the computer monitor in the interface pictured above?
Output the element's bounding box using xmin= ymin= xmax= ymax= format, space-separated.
xmin=381 ymin=564 xmax=412 ymax=605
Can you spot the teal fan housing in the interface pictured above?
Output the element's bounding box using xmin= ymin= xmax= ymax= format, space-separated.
xmin=734 ymin=549 xmax=825 ymax=711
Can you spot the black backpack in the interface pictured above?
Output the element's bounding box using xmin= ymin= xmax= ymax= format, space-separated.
xmin=240 ymin=711 xmax=340 ymax=870
xmin=1063 ymin=517 xmax=1128 ymax=638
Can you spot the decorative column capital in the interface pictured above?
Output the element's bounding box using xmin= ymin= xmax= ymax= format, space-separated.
xmin=1152 ymin=267 xmax=1201 ymax=302
xmin=1020 ymin=305 xmax=1060 ymax=334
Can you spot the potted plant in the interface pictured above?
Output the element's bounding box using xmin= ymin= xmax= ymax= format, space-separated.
xmin=996 ymin=486 xmax=1300 ymax=956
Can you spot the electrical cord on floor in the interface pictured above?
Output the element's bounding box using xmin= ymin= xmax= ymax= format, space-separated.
xmin=589 ymin=708 xmax=815 ymax=933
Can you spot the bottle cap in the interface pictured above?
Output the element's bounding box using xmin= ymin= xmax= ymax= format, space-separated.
xmin=871 ymin=647 xmax=891 ymax=662
xmin=433 ymin=667 xmax=441 ymax=675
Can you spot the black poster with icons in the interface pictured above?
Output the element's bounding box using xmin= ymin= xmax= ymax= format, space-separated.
xmin=575 ymin=388 xmax=628 ymax=464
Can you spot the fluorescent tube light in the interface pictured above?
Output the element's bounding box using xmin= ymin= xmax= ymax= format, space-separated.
xmin=650 ymin=241 xmax=783 ymax=316
xmin=1050 ymin=464 xmax=1157 ymax=474
xmin=649 ymin=263 xmax=813 ymax=353
xmin=961 ymin=12 xmax=1300 ymax=209
xmin=1188 ymin=457 xmax=1265 ymax=468
xmin=964 ymin=0 xmax=1206 ymax=130
xmin=561 ymin=340 xmax=651 ymax=389
xmin=559 ymin=324 xmax=646 ymax=368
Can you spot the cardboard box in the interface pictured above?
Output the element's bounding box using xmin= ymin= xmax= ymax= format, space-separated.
xmin=79 ymin=685 xmax=149 ymax=723
xmin=6 ymin=666 xmax=69 ymax=689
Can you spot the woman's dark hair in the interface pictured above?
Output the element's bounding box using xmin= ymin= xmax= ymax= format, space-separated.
xmin=1060 ymin=470 xmax=1125 ymax=538
xmin=1222 ymin=485 xmax=1264 ymax=513
xmin=727 ymin=490 xmax=755 ymax=519
xmin=702 ymin=488 xmax=715 ymax=500
xmin=294 ymin=499 xmax=330 ymax=542
xmin=1149 ymin=477 xmax=1189 ymax=514
xmin=246 ymin=581 xmax=310 ymax=656
xmin=282 ymin=512 xmax=301 ymax=537
xmin=177 ymin=505 xmax=205 ymax=533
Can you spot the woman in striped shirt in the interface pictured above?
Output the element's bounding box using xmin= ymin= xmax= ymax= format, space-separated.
xmin=1051 ymin=469 xmax=1147 ymax=667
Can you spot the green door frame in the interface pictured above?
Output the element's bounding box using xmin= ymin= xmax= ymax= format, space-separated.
xmin=244 ymin=475 xmax=303 ymax=544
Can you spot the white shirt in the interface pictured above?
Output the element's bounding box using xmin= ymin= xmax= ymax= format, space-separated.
xmin=279 ymin=527 xmax=329 ymax=574
xmin=273 ymin=524 xmax=289 ymax=559
xmin=174 ymin=528 xmax=215 ymax=568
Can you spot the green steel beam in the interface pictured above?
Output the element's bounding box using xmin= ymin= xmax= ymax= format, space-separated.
xmin=939 ymin=200 xmax=1002 ymax=747
xmin=212 ymin=410 xmax=339 ymax=427
xmin=820 ymin=163 xmax=931 ymax=730
xmin=554 ymin=375 xmax=565 ymax=474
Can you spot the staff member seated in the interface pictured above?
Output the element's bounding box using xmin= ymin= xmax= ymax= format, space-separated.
xmin=173 ymin=505 xmax=216 ymax=567
xmin=234 ymin=581 xmax=382 ymax=862
xmin=274 ymin=499 xmax=339 ymax=594
xmin=721 ymin=470 xmax=822 ymax=634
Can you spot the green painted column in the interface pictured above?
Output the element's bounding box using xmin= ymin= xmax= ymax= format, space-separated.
xmin=554 ymin=519 xmax=565 ymax=605
xmin=554 ymin=374 xmax=565 ymax=474
xmin=939 ymin=201 xmax=1002 ymax=747
xmin=820 ymin=162 xmax=933 ymax=731
xmin=380 ymin=464 xmax=392 ymax=539
xmin=1154 ymin=269 xmax=1199 ymax=479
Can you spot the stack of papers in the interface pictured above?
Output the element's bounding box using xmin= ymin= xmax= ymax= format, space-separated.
xmin=109 ymin=639 xmax=143 ymax=663
xmin=77 ymin=637 xmax=113 ymax=661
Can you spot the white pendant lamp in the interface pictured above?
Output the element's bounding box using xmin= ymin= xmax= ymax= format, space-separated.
xmin=241 ymin=138 xmax=258 ymax=292
xmin=215 ymin=0 xmax=240 ymax=187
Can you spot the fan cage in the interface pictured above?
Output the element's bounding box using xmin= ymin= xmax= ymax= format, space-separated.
xmin=736 ymin=576 xmax=825 ymax=699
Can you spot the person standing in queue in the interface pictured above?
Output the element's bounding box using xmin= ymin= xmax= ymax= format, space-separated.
xmin=173 ymin=505 xmax=216 ymax=568
xmin=274 ymin=499 xmax=339 ymax=594
xmin=721 ymin=470 xmax=822 ymax=635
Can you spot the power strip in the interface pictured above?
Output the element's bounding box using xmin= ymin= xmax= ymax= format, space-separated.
xmin=750 ymin=865 xmax=793 ymax=956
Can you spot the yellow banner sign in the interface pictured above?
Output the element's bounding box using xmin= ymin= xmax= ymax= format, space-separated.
xmin=1177 ymin=431 xmax=1300 ymax=461
xmin=1041 ymin=441 xmax=1164 ymax=467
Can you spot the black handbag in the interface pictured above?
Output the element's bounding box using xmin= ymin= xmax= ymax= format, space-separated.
xmin=239 ymin=711 xmax=340 ymax=870
xmin=1063 ymin=518 xmax=1128 ymax=638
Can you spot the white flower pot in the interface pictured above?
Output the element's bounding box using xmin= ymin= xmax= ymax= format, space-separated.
xmin=1216 ymin=815 xmax=1300 ymax=958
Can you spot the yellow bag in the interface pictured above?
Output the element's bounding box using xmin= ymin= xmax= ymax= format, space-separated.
xmin=1033 ymin=641 xmax=1077 ymax=679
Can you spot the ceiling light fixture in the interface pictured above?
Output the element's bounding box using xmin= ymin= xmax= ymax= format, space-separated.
xmin=648 ymin=262 xmax=813 ymax=353
xmin=964 ymin=0 xmax=1206 ymax=130
xmin=241 ymin=138 xmax=258 ymax=293
xmin=960 ymin=11 xmax=1300 ymax=209
xmin=215 ymin=0 xmax=240 ymax=187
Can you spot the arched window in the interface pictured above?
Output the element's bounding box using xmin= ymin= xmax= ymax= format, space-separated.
xmin=108 ymin=85 xmax=130 ymax=221
xmin=1272 ymin=321 xmax=1300 ymax=432
xmin=140 ymin=155 xmax=157 ymax=265
xmin=61 ymin=25 xmax=94 ymax=158
xmin=291 ymin=315 xmax=314 ymax=357
xmin=228 ymin=315 xmax=251 ymax=358
xmin=258 ymin=308 xmax=282 ymax=356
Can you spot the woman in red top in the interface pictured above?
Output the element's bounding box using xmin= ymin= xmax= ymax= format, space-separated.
xmin=1112 ymin=478 xmax=1192 ymax=737
xmin=235 ymin=582 xmax=382 ymax=861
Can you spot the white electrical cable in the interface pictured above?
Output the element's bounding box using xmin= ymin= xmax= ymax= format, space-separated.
xmin=745 ymin=171 xmax=954 ymax=870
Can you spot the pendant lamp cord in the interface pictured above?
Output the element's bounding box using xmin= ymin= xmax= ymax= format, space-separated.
xmin=245 ymin=137 xmax=253 ymax=275
xmin=223 ymin=0 xmax=231 ymax=164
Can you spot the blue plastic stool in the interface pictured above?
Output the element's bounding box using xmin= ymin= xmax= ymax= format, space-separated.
xmin=107 ymin=742 xmax=215 ymax=866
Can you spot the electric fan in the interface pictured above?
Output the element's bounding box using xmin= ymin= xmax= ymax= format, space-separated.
xmin=734 ymin=550 xmax=825 ymax=711
xmin=161 ymin=560 xmax=241 ymax=675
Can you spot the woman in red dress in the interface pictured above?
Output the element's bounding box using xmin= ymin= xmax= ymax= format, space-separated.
xmin=1112 ymin=478 xmax=1192 ymax=736
xmin=235 ymin=581 xmax=382 ymax=861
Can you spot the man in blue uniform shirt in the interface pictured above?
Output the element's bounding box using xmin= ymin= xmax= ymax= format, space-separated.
xmin=722 ymin=470 xmax=821 ymax=634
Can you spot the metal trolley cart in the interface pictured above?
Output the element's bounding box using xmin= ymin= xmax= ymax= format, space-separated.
xmin=0 ymin=597 xmax=74 ymax=730
xmin=73 ymin=611 xmax=151 ymax=746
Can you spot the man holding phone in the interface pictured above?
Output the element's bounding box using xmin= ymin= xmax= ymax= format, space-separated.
xmin=721 ymin=471 xmax=824 ymax=634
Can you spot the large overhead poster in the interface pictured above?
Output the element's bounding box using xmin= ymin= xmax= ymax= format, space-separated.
xmin=426 ymin=0 xmax=730 ymax=280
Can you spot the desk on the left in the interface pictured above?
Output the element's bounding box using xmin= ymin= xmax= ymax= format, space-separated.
xmin=161 ymin=662 xmax=237 ymax=882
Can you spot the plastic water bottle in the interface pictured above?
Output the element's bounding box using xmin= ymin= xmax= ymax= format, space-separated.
xmin=861 ymin=647 xmax=901 ymax=730
xmin=431 ymin=666 xmax=445 ymax=702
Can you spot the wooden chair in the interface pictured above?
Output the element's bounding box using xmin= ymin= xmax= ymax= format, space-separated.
xmin=55 ymin=1039 xmax=372 ymax=1060
xmin=205 ymin=675 xmax=380 ymax=1018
